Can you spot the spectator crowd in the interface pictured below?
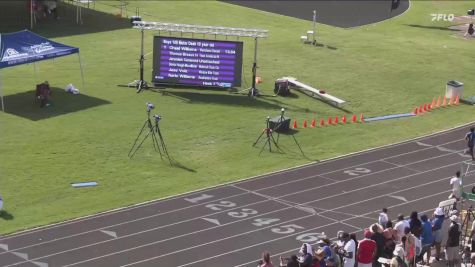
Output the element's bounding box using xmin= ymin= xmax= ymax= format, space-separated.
xmin=258 ymin=170 xmax=474 ymax=267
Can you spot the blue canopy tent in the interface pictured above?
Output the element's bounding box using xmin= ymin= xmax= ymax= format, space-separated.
xmin=0 ymin=30 xmax=85 ymax=111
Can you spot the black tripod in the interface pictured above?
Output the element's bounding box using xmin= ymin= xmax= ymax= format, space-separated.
xmin=128 ymin=111 xmax=172 ymax=165
xmin=274 ymin=109 xmax=306 ymax=158
xmin=460 ymin=205 xmax=475 ymax=251
xmin=253 ymin=117 xmax=282 ymax=154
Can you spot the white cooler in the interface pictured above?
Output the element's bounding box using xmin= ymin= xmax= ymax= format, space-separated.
xmin=446 ymin=80 xmax=463 ymax=98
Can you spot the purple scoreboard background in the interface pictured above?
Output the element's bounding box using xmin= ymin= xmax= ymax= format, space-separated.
xmin=152 ymin=36 xmax=243 ymax=88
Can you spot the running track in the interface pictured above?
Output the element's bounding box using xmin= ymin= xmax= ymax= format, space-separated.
xmin=0 ymin=124 xmax=473 ymax=267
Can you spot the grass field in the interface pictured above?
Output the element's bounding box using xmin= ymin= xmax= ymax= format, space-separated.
xmin=0 ymin=1 xmax=474 ymax=235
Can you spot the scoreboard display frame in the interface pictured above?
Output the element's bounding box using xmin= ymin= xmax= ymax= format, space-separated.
xmin=152 ymin=36 xmax=244 ymax=88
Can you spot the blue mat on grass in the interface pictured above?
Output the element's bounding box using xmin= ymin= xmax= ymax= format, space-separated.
xmin=364 ymin=113 xmax=415 ymax=122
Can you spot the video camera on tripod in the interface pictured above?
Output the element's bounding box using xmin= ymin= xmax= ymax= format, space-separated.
xmin=146 ymin=102 xmax=155 ymax=112
xmin=128 ymin=102 xmax=172 ymax=165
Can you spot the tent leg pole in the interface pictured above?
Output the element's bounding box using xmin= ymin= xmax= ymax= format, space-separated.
xmin=0 ymin=71 xmax=4 ymax=112
xmin=78 ymin=53 xmax=85 ymax=91
xmin=30 ymin=0 xmax=34 ymax=29
xmin=33 ymin=62 xmax=38 ymax=82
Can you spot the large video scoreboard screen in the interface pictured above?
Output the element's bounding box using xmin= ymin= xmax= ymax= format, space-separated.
xmin=152 ymin=36 xmax=243 ymax=88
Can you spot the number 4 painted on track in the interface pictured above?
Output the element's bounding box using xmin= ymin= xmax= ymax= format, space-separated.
xmin=252 ymin=218 xmax=280 ymax=227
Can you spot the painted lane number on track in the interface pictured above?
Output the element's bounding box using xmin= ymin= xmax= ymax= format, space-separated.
xmin=271 ymin=224 xmax=304 ymax=234
xmin=228 ymin=208 xmax=258 ymax=218
xmin=296 ymin=232 xmax=327 ymax=243
xmin=343 ymin=167 xmax=371 ymax=176
xmin=184 ymin=193 xmax=214 ymax=203
xmin=271 ymin=224 xmax=327 ymax=243
xmin=205 ymin=201 xmax=236 ymax=211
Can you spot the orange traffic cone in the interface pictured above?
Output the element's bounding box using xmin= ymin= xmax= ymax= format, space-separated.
xmin=359 ymin=113 xmax=364 ymax=123
xmin=424 ymin=104 xmax=430 ymax=112
xmin=351 ymin=114 xmax=357 ymax=123
xmin=328 ymin=117 xmax=333 ymax=125
xmin=455 ymin=95 xmax=460 ymax=105
xmin=431 ymin=97 xmax=436 ymax=108
xmin=413 ymin=107 xmax=419 ymax=115
xmin=427 ymin=103 xmax=432 ymax=111
xmin=303 ymin=120 xmax=308 ymax=128
xmin=419 ymin=105 xmax=424 ymax=114
xmin=342 ymin=115 xmax=347 ymax=124
xmin=436 ymin=96 xmax=441 ymax=108
xmin=334 ymin=116 xmax=339 ymax=125
xmin=293 ymin=120 xmax=298 ymax=129
xmin=442 ymin=96 xmax=447 ymax=107
xmin=311 ymin=119 xmax=316 ymax=128
xmin=320 ymin=119 xmax=325 ymax=127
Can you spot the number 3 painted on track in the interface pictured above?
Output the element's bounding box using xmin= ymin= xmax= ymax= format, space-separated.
xmin=343 ymin=167 xmax=371 ymax=176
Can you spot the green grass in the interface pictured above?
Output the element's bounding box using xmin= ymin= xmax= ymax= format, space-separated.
xmin=0 ymin=1 xmax=474 ymax=235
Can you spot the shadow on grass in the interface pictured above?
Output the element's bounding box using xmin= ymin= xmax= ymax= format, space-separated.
xmin=160 ymin=90 xmax=286 ymax=110
xmin=2 ymin=87 xmax=111 ymax=121
xmin=0 ymin=1 xmax=131 ymax=38
xmin=171 ymin=159 xmax=196 ymax=173
xmin=315 ymin=43 xmax=338 ymax=50
xmin=0 ymin=210 xmax=14 ymax=220
xmin=405 ymin=24 xmax=459 ymax=32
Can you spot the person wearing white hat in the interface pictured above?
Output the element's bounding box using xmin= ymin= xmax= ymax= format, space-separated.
xmin=432 ymin=207 xmax=445 ymax=261
xmin=446 ymin=215 xmax=461 ymax=267
xmin=389 ymin=246 xmax=407 ymax=267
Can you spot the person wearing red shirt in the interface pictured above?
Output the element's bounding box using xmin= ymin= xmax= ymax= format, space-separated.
xmin=357 ymin=230 xmax=377 ymax=267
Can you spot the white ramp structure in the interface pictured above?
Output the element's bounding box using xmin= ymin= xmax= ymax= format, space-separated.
xmin=280 ymin=77 xmax=346 ymax=107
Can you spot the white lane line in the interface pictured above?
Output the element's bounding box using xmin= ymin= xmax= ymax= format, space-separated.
xmin=31 ymin=261 xmax=48 ymax=267
xmin=4 ymin=158 xmax=463 ymax=266
xmin=0 ymin=142 xmax=461 ymax=257
xmin=201 ymin=218 xmax=221 ymax=226
xmin=231 ymin=184 xmax=375 ymax=221
xmin=63 ymin=213 xmax=318 ymax=267
xmin=380 ymin=159 xmax=423 ymax=172
xmin=389 ymin=195 xmax=408 ymax=202
xmin=417 ymin=141 xmax=471 ymax=158
xmin=1 ymin=123 xmax=468 ymax=241
xmin=99 ymin=230 xmax=117 ymax=239
xmin=246 ymin=145 xmax=458 ymax=195
xmin=130 ymin=187 xmax=460 ymax=267
xmin=315 ymin=174 xmax=340 ymax=182
xmin=0 ymin=244 xmax=8 ymax=251
xmin=36 ymin=167 xmax=461 ymax=267
xmin=416 ymin=141 xmax=433 ymax=147
xmin=230 ymin=184 xmax=317 ymax=215
xmin=308 ymin=173 xmax=452 ymax=216
xmin=10 ymin=252 xmax=28 ymax=260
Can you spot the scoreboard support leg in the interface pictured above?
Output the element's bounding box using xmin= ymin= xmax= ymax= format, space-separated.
xmin=129 ymin=28 xmax=149 ymax=93
xmin=248 ymin=37 xmax=259 ymax=98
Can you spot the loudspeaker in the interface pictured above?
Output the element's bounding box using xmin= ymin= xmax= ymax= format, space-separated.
xmin=274 ymin=79 xmax=290 ymax=96
xmin=269 ymin=116 xmax=291 ymax=132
